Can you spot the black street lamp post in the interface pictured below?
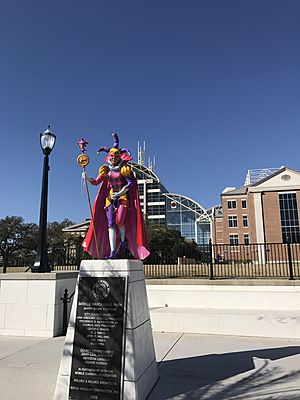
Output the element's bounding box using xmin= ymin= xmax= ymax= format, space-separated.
xmin=32 ymin=126 xmax=56 ymax=273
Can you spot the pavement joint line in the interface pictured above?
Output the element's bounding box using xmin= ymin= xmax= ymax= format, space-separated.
xmin=0 ymin=337 xmax=51 ymax=362
xmin=157 ymin=332 xmax=185 ymax=366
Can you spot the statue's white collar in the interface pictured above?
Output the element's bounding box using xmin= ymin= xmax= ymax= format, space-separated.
xmin=108 ymin=160 xmax=122 ymax=171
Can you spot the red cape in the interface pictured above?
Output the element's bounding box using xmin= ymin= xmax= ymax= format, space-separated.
xmin=82 ymin=176 xmax=150 ymax=260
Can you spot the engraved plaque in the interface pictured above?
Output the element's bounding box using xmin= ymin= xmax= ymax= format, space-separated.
xmin=69 ymin=276 xmax=127 ymax=400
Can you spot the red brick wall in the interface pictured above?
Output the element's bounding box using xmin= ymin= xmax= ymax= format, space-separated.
xmin=221 ymin=195 xmax=254 ymax=244
xmin=262 ymin=192 xmax=282 ymax=243
xmin=213 ymin=187 xmax=300 ymax=246
xmin=247 ymin=192 xmax=257 ymax=243
xmin=213 ymin=217 xmax=224 ymax=244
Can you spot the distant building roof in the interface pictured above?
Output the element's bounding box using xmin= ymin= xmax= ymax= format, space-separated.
xmin=214 ymin=205 xmax=223 ymax=217
xmin=222 ymin=187 xmax=236 ymax=194
xmin=221 ymin=186 xmax=248 ymax=196
xmin=62 ymin=221 xmax=89 ymax=234
xmin=244 ymin=167 xmax=283 ymax=185
xmin=222 ymin=166 xmax=288 ymax=197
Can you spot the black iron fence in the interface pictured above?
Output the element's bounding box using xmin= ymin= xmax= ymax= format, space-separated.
xmin=49 ymin=243 xmax=85 ymax=271
xmin=49 ymin=241 xmax=300 ymax=280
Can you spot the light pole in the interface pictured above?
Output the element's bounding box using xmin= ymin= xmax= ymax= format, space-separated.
xmin=32 ymin=126 xmax=56 ymax=273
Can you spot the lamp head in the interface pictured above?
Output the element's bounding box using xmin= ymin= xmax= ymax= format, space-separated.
xmin=40 ymin=126 xmax=56 ymax=154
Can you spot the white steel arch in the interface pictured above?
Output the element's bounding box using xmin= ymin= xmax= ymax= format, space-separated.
xmin=163 ymin=193 xmax=210 ymax=222
xmin=130 ymin=162 xmax=160 ymax=182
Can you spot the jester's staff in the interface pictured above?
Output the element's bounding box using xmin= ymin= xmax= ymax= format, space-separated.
xmin=76 ymin=138 xmax=100 ymax=259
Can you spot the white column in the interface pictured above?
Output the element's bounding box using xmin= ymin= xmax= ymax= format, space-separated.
xmin=194 ymin=220 xmax=198 ymax=243
xmin=253 ymin=192 xmax=265 ymax=264
xmin=143 ymin=181 xmax=147 ymax=216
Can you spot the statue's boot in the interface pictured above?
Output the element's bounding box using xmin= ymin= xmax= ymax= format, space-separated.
xmin=117 ymin=226 xmax=127 ymax=254
xmin=105 ymin=250 xmax=117 ymax=259
xmin=117 ymin=240 xmax=127 ymax=254
xmin=105 ymin=227 xmax=117 ymax=259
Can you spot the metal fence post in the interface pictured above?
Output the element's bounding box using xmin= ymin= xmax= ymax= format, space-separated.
xmin=209 ymin=239 xmax=214 ymax=280
xmin=76 ymin=242 xmax=82 ymax=270
xmin=61 ymin=289 xmax=69 ymax=335
xmin=286 ymin=237 xmax=294 ymax=280
xmin=48 ymin=248 xmax=54 ymax=271
xmin=60 ymin=288 xmax=76 ymax=335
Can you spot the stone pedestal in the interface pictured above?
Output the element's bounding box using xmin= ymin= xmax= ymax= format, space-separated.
xmin=54 ymin=260 xmax=158 ymax=400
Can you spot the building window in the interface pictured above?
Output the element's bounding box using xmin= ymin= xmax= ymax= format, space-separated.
xmin=147 ymin=205 xmax=166 ymax=215
xmin=228 ymin=215 xmax=238 ymax=227
xmin=242 ymin=199 xmax=247 ymax=209
xmin=242 ymin=215 xmax=248 ymax=227
xmin=229 ymin=234 xmax=239 ymax=245
xmin=279 ymin=193 xmax=300 ymax=243
xmin=147 ymin=192 xmax=163 ymax=202
xmin=227 ymin=200 xmax=236 ymax=209
xmin=138 ymin=187 xmax=145 ymax=196
xmin=244 ymin=234 xmax=250 ymax=245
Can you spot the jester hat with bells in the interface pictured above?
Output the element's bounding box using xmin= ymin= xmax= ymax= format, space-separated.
xmin=97 ymin=133 xmax=133 ymax=163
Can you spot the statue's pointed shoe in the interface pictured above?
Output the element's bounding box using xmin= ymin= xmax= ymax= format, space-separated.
xmin=117 ymin=240 xmax=127 ymax=254
xmin=105 ymin=250 xmax=117 ymax=259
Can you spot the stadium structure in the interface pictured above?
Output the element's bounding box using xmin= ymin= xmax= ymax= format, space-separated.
xmin=131 ymin=162 xmax=211 ymax=244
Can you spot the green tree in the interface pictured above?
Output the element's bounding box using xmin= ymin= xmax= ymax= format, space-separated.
xmin=147 ymin=224 xmax=185 ymax=247
xmin=47 ymin=219 xmax=83 ymax=268
xmin=0 ymin=216 xmax=38 ymax=273
xmin=47 ymin=219 xmax=76 ymax=249
xmin=146 ymin=224 xmax=188 ymax=263
xmin=16 ymin=223 xmax=38 ymax=266
xmin=146 ymin=224 xmax=205 ymax=264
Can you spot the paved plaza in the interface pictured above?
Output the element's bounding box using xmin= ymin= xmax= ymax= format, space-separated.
xmin=0 ymin=332 xmax=299 ymax=400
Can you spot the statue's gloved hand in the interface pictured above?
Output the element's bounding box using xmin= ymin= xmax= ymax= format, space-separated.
xmin=82 ymin=172 xmax=96 ymax=185
xmin=82 ymin=171 xmax=87 ymax=180
xmin=111 ymin=192 xmax=120 ymax=200
xmin=112 ymin=186 xmax=128 ymax=200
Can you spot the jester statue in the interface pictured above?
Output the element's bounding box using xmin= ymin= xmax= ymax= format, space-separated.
xmin=82 ymin=133 xmax=150 ymax=260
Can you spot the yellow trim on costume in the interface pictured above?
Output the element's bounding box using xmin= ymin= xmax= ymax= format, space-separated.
xmin=121 ymin=164 xmax=131 ymax=177
xmin=109 ymin=147 xmax=120 ymax=154
xmin=99 ymin=164 xmax=109 ymax=176
xmin=105 ymin=189 xmax=128 ymax=208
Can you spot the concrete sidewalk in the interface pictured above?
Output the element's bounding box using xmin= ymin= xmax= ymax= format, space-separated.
xmin=0 ymin=333 xmax=300 ymax=400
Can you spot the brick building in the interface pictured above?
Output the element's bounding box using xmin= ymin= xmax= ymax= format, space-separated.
xmin=212 ymin=167 xmax=300 ymax=245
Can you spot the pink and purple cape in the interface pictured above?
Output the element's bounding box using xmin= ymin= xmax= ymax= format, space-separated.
xmin=82 ymin=176 xmax=150 ymax=260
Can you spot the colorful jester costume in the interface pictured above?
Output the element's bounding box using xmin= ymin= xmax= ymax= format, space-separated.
xmin=82 ymin=133 xmax=150 ymax=260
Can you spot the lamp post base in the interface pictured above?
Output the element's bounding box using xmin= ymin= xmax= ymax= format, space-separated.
xmin=31 ymin=261 xmax=50 ymax=273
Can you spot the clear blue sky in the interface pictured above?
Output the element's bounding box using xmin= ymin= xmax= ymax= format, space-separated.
xmin=1 ymin=0 xmax=300 ymax=223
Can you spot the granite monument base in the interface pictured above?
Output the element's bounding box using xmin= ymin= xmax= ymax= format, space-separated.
xmin=54 ymin=260 xmax=158 ymax=400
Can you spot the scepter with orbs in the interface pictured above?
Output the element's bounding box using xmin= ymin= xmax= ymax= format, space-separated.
xmin=76 ymin=138 xmax=100 ymax=259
